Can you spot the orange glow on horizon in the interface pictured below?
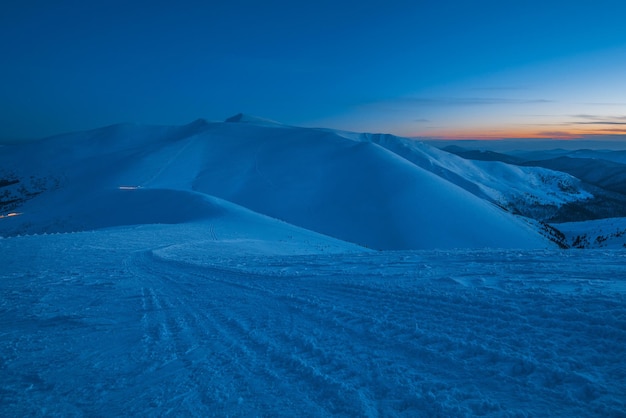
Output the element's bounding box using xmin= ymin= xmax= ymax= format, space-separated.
xmin=410 ymin=126 xmax=626 ymax=140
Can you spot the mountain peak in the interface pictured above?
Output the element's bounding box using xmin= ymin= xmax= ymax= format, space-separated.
xmin=188 ymin=118 xmax=210 ymax=127
xmin=224 ymin=113 xmax=283 ymax=126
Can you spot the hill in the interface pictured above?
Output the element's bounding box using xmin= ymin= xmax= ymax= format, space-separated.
xmin=0 ymin=116 xmax=552 ymax=250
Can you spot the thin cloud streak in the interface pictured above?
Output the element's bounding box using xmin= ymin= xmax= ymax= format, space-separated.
xmin=573 ymin=121 xmax=626 ymax=125
xmin=394 ymin=97 xmax=554 ymax=107
xmin=570 ymin=114 xmax=626 ymax=121
xmin=469 ymin=86 xmax=530 ymax=91
xmin=584 ymin=102 xmax=626 ymax=106
xmin=534 ymin=131 xmax=581 ymax=139
xmin=571 ymin=114 xmax=603 ymax=120
xmin=595 ymin=128 xmax=626 ymax=133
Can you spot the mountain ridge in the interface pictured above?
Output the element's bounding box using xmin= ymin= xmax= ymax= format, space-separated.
xmin=0 ymin=116 xmax=561 ymax=249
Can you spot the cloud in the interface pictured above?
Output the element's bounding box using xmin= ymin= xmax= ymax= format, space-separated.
xmin=571 ymin=114 xmax=626 ymax=120
xmin=569 ymin=114 xmax=626 ymax=125
xmin=469 ymin=86 xmax=530 ymax=91
xmin=573 ymin=121 xmax=626 ymax=125
xmin=584 ymin=102 xmax=626 ymax=106
xmin=595 ymin=128 xmax=626 ymax=133
xmin=571 ymin=114 xmax=602 ymax=120
xmin=534 ymin=131 xmax=581 ymax=139
xmin=394 ymin=97 xmax=553 ymax=107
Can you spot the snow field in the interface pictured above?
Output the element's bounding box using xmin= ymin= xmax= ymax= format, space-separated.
xmin=2 ymin=116 xmax=626 ymax=416
xmin=0 ymin=118 xmax=552 ymax=249
xmin=1 ymin=225 xmax=625 ymax=416
xmin=553 ymin=217 xmax=626 ymax=249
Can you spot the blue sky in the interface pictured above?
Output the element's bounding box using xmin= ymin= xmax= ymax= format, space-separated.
xmin=1 ymin=0 xmax=625 ymax=139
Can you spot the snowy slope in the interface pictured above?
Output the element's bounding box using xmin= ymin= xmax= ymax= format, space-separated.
xmin=1 ymin=225 xmax=625 ymax=416
xmin=434 ymin=143 xmax=626 ymax=221
xmin=354 ymin=133 xmax=593 ymax=220
xmin=521 ymin=156 xmax=626 ymax=196
xmin=0 ymin=116 xmax=552 ymax=250
xmin=552 ymin=217 xmax=626 ymax=249
xmin=2 ymin=116 xmax=625 ymax=416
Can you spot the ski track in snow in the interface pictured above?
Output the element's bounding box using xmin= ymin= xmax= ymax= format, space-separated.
xmin=1 ymin=231 xmax=626 ymax=417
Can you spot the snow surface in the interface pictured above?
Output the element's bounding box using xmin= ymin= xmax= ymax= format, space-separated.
xmin=2 ymin=116 xmax=625 ymax=416
xmin=553 ymin=217 xmax=626 ymax=249
xmin=0 ymin=117 xmax=552 ymax=250
xmin=356 ymin=134 xmax=593 ymax=214
xmin=1 ymin=223 xmax=625 ymax=416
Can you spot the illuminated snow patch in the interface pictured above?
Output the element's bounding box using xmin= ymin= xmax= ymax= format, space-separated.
xmin=0 ymin=212 xmax=22 ymax=219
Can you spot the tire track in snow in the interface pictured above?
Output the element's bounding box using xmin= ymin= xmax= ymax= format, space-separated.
xmin=129 ymin=252 xmax=322 ymax=414
xmin=131 ymin=250 xmax=378 ymax=416
xmin=290 ymin=265 xmax=626 ymax=413
xmin=159 ymin=256 xmax=518 ymax=390
xmin=127 ymin=253 xmax=247 ymax=415
xmin=137 ymin=252 xmax=498 ymax=415
xmin=4 ymin=232 xmax=624 ymax=416
xmin=126 ymin=249 xmax=626 ymax=416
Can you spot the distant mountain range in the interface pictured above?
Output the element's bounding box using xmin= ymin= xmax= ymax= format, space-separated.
xmin=442 ymin=145 xmax=626 ymax=221
xmin=1 ymin=114 xmax=625 ymax=249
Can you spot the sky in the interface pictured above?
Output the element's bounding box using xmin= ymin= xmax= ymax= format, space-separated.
xmin=1 ymin=0 xmax=625 ymax=141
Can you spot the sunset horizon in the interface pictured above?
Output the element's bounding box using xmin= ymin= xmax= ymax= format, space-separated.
xmin=2 ymin=1 xmax=624 ymax=144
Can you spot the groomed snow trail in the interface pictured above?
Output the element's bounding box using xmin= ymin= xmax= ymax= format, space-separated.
xmin=1 ymin=227 xmax=625 ymax=416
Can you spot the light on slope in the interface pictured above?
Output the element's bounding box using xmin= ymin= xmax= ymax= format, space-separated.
xmin=0 ymin=212 xmax=23 ymax=219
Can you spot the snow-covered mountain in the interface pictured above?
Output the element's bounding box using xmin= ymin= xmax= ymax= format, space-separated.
xmin=0 ymin=115 xmax=553 ymax=249
xmin=357 ymin=133 xmax=594 ymax=222
xmin=440 ymin=143 xmax=626 ymax=221
xmin=520 ymin=156 xmax=626 ymax=196
xmin=3 ymin=116 xmax=626 ymax=417
xmin=511 ymin=148 xmax=626 ymax=165
xmin=553 ymin=217 xmax=626 ymax=249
